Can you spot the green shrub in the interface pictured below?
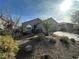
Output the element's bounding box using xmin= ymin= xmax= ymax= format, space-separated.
xmin=60 ymin=36 xmax=70 ymax=48
xmin=0 ymin=35 xmax=19 ymax=59
xmin=70 ymin=38 xmax=76 ymax=44
xmin=52 ymin=34 xmax=57 ymax=37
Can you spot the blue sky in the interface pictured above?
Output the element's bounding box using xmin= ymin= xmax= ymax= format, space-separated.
xmin=0 ymin=0 xmax=79 ymax=23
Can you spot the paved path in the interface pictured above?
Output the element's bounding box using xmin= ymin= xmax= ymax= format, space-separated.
xmin=16 ymin=35 xmax=38 ymax=45
xmin=16 ymin=31 xmax=79 ymax=45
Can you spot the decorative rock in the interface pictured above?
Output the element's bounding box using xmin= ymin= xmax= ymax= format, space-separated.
xmin=24 ymin=45 xmax=32 ymax=52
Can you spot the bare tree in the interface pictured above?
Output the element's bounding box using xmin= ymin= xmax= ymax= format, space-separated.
xmin=0 ymin=10 xmax=21 ymax=34
xmin=71 ymin=10 xmax=79 ymax=24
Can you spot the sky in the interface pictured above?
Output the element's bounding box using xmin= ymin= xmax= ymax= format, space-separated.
xmin=0 ymin=0 xmax=79 ymax=23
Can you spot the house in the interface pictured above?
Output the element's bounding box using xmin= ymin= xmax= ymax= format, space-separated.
xmin=73 ymin=24 xmax=79 ymax=33
xmin=57 ymin=22 xmax=74 ymax=32
xmin=57 ymin=22 xmax=79 ymax=33
xmin=22 ymin=17 xmax=58 ymax=34
xmin=38 ymin=17 xmax=58 ymax=33
xmin=22 ymin=18 xmax=42 ymax=33
xmin=44 ymin=17 xmax=58 ymax=32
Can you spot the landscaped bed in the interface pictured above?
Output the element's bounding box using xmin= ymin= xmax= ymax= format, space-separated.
xmin=16 ymin=34 xmax=79 ymax=59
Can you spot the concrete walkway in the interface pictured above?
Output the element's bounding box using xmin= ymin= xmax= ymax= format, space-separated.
xmin=16 ymin=35 xmax=38 ymax=45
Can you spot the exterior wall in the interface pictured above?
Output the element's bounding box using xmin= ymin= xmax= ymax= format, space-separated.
xmin=22 ymin=18 xmax=42 ymax=32
xmin=57 ymin=23 xmax=73 ymax=32
xmin=57 ymin=23 xmax=66 ymax=31
xmin=49 ymin=22 xmax=58 ymax=32
xmin=65 ymin=23 xmax=73 ymax=32
xmin=73 ymin=24 xmax=79 ymax=33
xmin=37 ymin=21 xmax=58 ymax=33
xmin=58 ymin=23 xmax=79 ymax=33
xmin=37 ymin=23 xmax=46 ymax=33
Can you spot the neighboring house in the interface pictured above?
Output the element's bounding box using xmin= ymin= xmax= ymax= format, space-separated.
xmin=58 ymin=22 xmax=73 ymax=32
xmin=73 ymin=24 xmax=79 ymax=30
xmin=42 ymin=17 xmax=58 ymax=33
xmin=22 ymin=17 xmax=79 ymax=34
xmin=22 ymin=18 xmax=42 ymax=32
xmin=73 ymin=24 xmax=79 ymax=33
xmin=57 ymin=23 xmax=66 ymax=31
xmin=57 ymin=22 xmax=79 ymax=34
xmin=57 ymin=22 xmax=78 ymax=33
xmin=22 ymin=17 xmax=58 ymax=33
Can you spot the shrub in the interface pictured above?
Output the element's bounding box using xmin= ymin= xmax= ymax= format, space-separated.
xmin=60 ymin=36 xmax=70 ymax=48
xmin=0 ymin=35 xmax=19 ymax=59
xmin=48 ymin=39 xmax=56 ymax=45
xmin=70 ymin=38 xmax=76 ymax=44
xmin=52 ymin=34 xmax=57 ymax=37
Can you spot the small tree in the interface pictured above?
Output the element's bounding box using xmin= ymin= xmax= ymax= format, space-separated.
xmin=43 ymin=21 xmax=51 ymax=36
xmin=0 ymin=35 xmax=19 ymax=59
xmin=71 ymin=10 xmax=79 ymax=24
xmin=0 ymin=11 xmax=21 ymax=35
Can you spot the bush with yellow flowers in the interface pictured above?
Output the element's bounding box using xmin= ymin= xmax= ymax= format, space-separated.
xmin=0 ymin=35 xmax=19 ymax=59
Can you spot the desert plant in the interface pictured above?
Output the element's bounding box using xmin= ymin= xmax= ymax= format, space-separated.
xmin=52 ymin=34 xmax=57 ymax=37
xmin=70 ymin=38 xmax=76 ymax=44
xmin=0 ymin=11 xmax=21 ymax=35
xmin=0 ymin=35 xmax=19 ymax=59
xmin=48 ymin=38 xmax=56 ymax=45
xmin=60 ymin=36 xmax=70 ymax=48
